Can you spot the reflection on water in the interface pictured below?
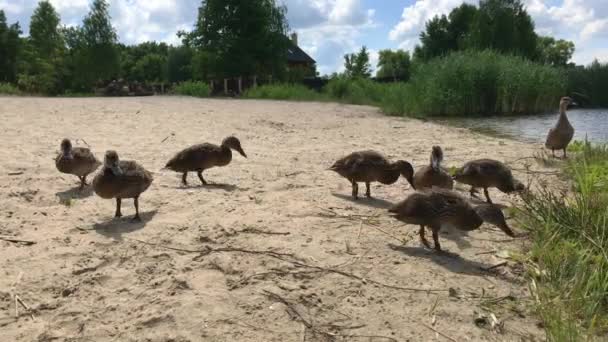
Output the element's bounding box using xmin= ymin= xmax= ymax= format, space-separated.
xmin=437 ymin=109 xmax=608 ymax=144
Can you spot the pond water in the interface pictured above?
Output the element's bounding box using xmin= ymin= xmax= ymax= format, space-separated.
xmin=437 ymin=109 xmax=608 ymax=144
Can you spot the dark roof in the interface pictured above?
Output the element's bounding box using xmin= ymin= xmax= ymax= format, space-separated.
xmin=287 ymin=44 xmax=316 ymax=64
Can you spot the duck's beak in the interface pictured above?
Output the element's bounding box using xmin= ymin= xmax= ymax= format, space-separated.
xmin=236 ymin=146 xmax=247 ymax=158
xmin=111 ymin=165 xmax=123 ymax=176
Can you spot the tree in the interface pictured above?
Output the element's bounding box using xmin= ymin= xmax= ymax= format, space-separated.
xmin=18 ymin=1 xmax=65 ymax=93
xmin=77 ymin=0 xmax=120 ymax=88
xmin=376 ymin=49 xmax=411 ymax=80
xmin=344 ymin=46 xmax=371 ymax=78
xmin=0 ymin=10 xmax=21 ymax=83
xmin=186 ymin=0 xmax=291 ymax=79
xmin=167 ymin=45 xmax=193 ymax=83
xmin=537 ymin=36 xmax=575 ymax=66
xmin=470 ymin=0 xmax=537 ymax=59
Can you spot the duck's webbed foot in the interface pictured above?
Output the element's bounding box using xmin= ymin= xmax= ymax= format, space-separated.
xmin=432 ymin=228 xmax=442 ymax=252
xmin=197 ymin=171 xmax=208 ymax=185
xmin=115 ymin=198 xmax=122 ymax=218
xmin=483 ymin=187 xmax=493 ymax=204
xmin=351 ymin=179 xmax=359 ymax=200
xmin=182 ymin=172 xmax=188 ymax=186
xmin=419 ymin=225 xmax=431 ymax=249
xmin=365 ymin=182 xmax=371 ymax=198
xmin=131 ymin=197 xmax=141 ymax=222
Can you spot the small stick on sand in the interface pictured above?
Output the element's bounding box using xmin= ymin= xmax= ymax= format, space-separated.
xmin=0 ymin=236 xmax=36 ymax=246
xmin=14 ymin=295 xmax=35 ymax=320
xmin=482 ymin=261 xmax=508 ymax=272
xmin=422 ymin=323 xmax=457 ymax=342
xmin=8 ymin=171 xmax=24 ymax=176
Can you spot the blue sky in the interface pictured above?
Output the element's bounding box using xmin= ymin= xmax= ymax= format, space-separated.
xmin=2 ymin=0 xmax=608 ymax=75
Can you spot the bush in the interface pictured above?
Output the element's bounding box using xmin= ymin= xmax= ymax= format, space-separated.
xmin=244 ymin=83 xmax=325 ymax=101
xmin=520 ymin=143 xmax=608 ymax=339
xmin=324 ymin=77 xmax=385 ymax=105
xmin=173 ymin=81 xmax=210 ymax=97
xmin=0 ymin=83 xmax=21 ymax=95
xmin=403 ymin=50 xmax=566 ymax=116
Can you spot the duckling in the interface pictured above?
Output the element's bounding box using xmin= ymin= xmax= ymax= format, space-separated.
xmin=388 ymin=188 xmax=515 ymax=252
xmin=413 ymin=146 xmax=453 ymax=190
xmin=545 ymin=96 xmax=575 ymax=158
xmin=165 ymin=136 xmax=247 ymax=185
xmin=55 ymin=138 xmax=101 ymax=189
xmin=329 ymin=150 xmax=415 ymax=199
xmin=92 ymin=151 xmax=153 ymax=221
xmin=453 ymin=159 xmax=524 ymax=204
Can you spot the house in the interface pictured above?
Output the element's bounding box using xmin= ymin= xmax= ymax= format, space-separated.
xmin=286 ymin=33 xmax=316 ymax=70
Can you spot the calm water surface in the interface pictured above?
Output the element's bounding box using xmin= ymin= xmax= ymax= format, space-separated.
xmin=437 ymin=109 xmax=608 ymax=144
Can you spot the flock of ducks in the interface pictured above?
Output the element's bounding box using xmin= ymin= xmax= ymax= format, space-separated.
xmin=54 ymin=97 xmax=576 ymax=254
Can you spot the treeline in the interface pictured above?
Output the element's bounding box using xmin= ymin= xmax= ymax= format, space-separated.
xmin=0 ymin=0 xmax=299 ymax=94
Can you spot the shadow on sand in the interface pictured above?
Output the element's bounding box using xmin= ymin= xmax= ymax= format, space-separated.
xmin=171 ymin=183 xmax=241 ymax=192
xmin=331 ymin=193 xmax=395 ymax=209
xmin=93 ymin=210 xmax=158 ymax=241
xmin=56 ymin=185 xmax=95 ymax=201
xmin=388 ymin=243 xmax=495 ymax=277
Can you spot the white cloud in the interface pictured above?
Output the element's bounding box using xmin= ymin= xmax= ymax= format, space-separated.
xmin=389 ymin=0 xmax=608 ymax=64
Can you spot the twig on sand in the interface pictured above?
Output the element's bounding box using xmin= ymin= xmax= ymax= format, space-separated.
xmin=263 ymin=290 xmax=398 ymax=342
xmin=241 ymin=227 xmax=290 ymax=236
xmin=482 ymin=261 xmax=508 ymax=272
xmin=128 ymin=238 xmax=448 ymax=293
xmin=8 ymin=171 xmax=23 ymax=176
xmin=422 ymin=323 xmax=457 ymax=342
xmin=14 ymin=295 xmax=35 ymax=320
xmin=0 ymin=236 xmax=36 ymax=246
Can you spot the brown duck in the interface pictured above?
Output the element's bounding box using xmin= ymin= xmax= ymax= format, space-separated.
xmin=165 ymin=136 xmax=247 ymax=185
xmin=55 ymin=138 xmax=101 ymax=189
xmin=413 ymin=146 xmax=453 ymax=190
xmin=92 ymin=151 xmax=153 ymax=221
xmin=388 ymin=188 xmax=515 ymax=252
xmin=545 ymin=96 xmax=575 ymax=158
xmin=453 ymin=159 xmax=524 ymax=204
xmin=329 ymin=150 xmax=414 ymax=199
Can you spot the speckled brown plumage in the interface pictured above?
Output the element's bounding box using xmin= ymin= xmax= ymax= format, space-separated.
xmin=93 ymin=151 xmax=153 ymax=221
xmin=55 ymin=138 xmax=101 ymax=189
xmin=388 ymin=188 xmax=514 ymax=252
xmin=165 ymin=136 xmax=247 ymax=185
xmin=413 ymin=146 xmax=453 ymax=190
xmin=329 ymin=150 xmax=414 ymax=199
xmin=453 ymin=159 xmax=524 ymax=204
xmin=545 ymin=97 xmax=575 ymax=158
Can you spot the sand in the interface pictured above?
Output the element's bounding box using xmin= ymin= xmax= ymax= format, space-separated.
xmin=0 ymin=96 xmax=553 ymax=341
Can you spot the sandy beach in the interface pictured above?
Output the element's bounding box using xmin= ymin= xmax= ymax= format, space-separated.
xmin=0 ymin=96 xmax=553 ymax=341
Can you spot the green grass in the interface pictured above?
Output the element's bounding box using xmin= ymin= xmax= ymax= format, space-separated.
xmin=244 ymin=83 xmax=326 ymax=101
xmin=404 ymin=50 xmax=566 ymax=116
xmin=173 ymin=81 xmax=211 ymax=98
xmin=0 ymin=83 xmax=21 ymax=95
xmin=519 ymin=143 xmax=608 ymax=340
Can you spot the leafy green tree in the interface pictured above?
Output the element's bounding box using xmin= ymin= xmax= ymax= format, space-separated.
xmin=0 ymin=10 xmax=21 ymax=83
xmin=132 ymin=54 xmax=167 ymax=82
xmin=470 ymin=0 xmax=537 ymax=59
xmin=376 ymin=49 xmax=411 ymax=80
xmin=186 ymin=0 xmax=291 ymax=79
xmin=76 ymin=0 xmax=120 ymax=88
xmin=344 ymin=46 xmax=371 ymax=78
xmin=18 ymin=1 xmax=65 ymax=93
xmin=537 ymin=36 xmax=575 ymax=66
xmin=167 ymin=45 xmax=193 ymax=83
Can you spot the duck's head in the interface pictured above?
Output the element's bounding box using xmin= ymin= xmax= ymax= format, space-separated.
xmin=431 ymin=146 xmax=444 ymax=171
xmin=394 ymin=160 xmax=415 ymax=190
xmin=560 ymin=96 xmax=577 ymax=111
xmin=498 ymin=178 xmax=526 ymax=193
xmin=104 ymin=150 xmax=123 ymax=175
xmin=474 ymin=204 xmax=515 ymax=237
xmin=60 ymin=138 xmax=73 ymax=157
xmin=222 ymin=136 xmax=247 ymax=158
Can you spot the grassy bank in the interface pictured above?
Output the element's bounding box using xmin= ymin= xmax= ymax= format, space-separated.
xmin=244 ymin=50 xmax=566 ymax=117
xmin=520 ymin=143 xmax=608 ymax=339
xmin=0 ymin=83 xmax=21 ymax=95
xmin=173 ymin=81 xmax=210 ymax=97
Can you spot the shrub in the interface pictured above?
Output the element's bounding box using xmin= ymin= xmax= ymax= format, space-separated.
xmin=0 ymin=83 xmax=21 ymax=95
xmin=173 ymin=81 xmax=210 ymax=97
xmin=244 ymin=83 xmax=325 ymax=101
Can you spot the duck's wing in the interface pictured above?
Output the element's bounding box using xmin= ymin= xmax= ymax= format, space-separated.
xmin=72 ymin=147 xmax=100 ymax=165
xmin=166 ymin=143 xmax=220 ymax=170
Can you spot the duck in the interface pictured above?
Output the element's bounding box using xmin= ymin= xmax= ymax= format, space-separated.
xmin=388 ymin=188 xmax=515 ymax=252
xmin=165 ymin=136 xmax=247 ymax=185
xmin=92 ymin=150 xmax=153 ymax=221
xmin=413 ymin=146 xmax=453 ymax=190
xmin=329 ymin=150 xmax=415 ymax=200
xmin=545 ymin=96 xmax=575 ymax=158
xmin=452 ymin=159 xmax=524 ymax=204
xmin=55 ymin=138 xmax=101 ymax=189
